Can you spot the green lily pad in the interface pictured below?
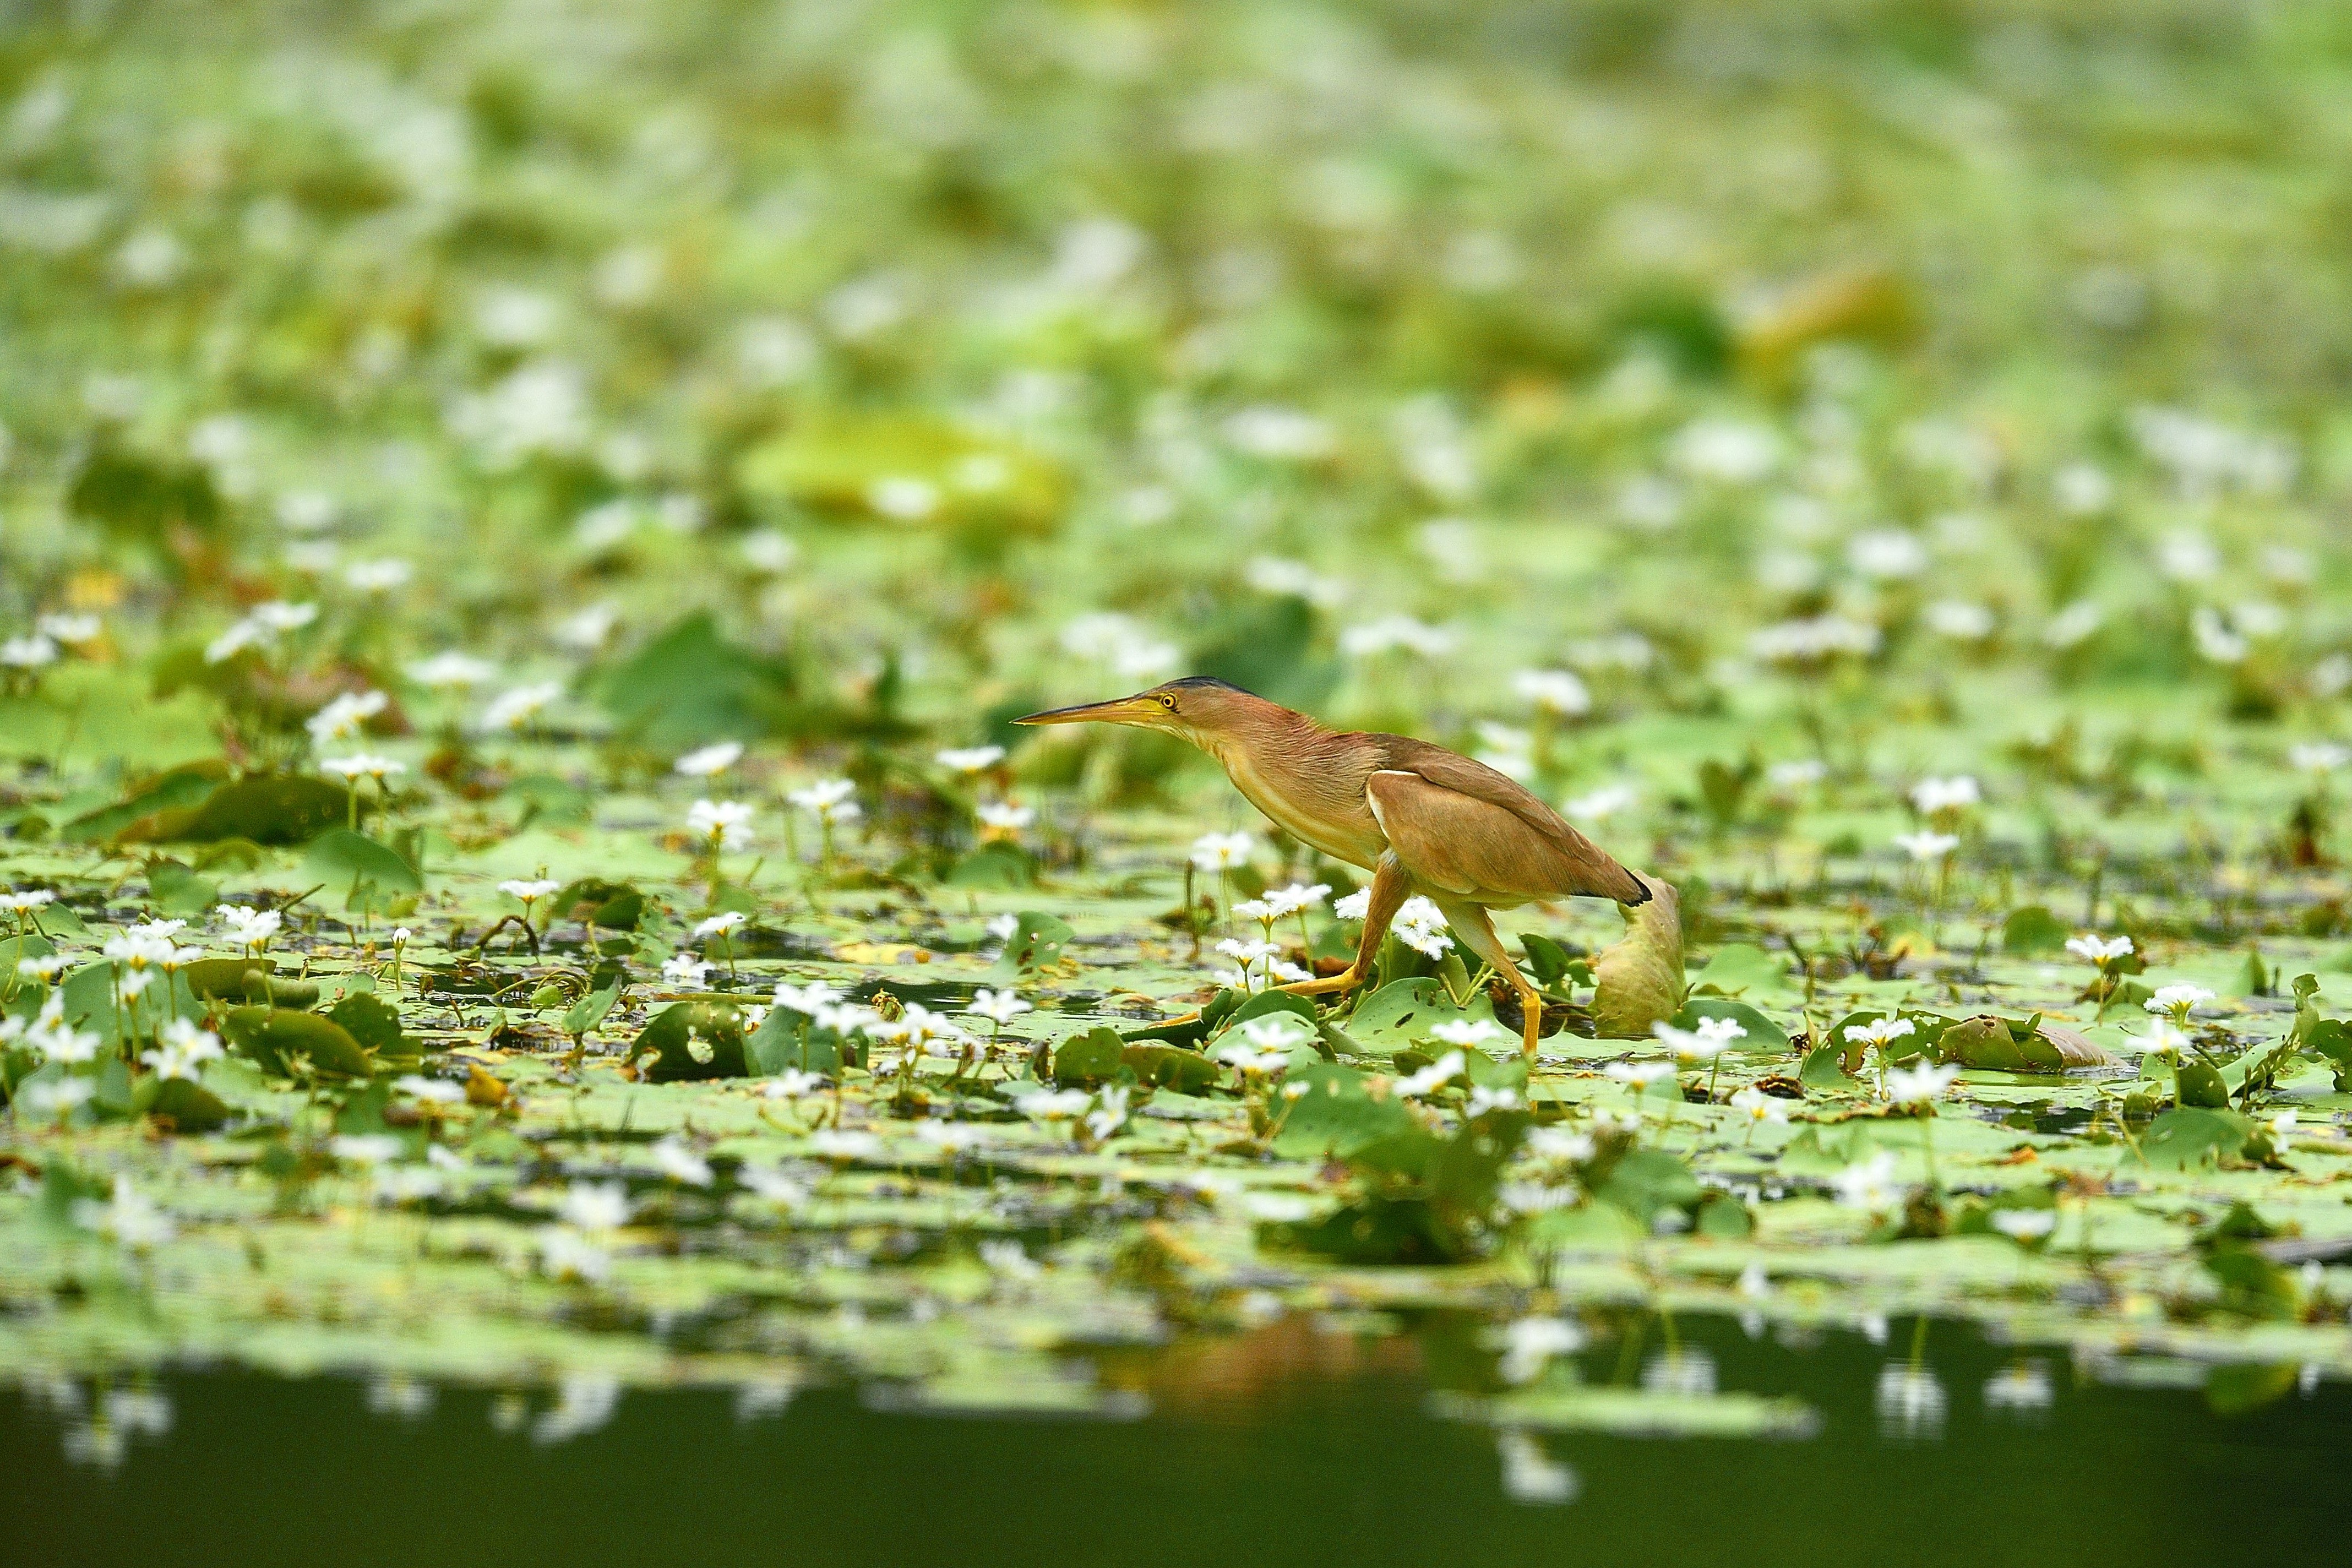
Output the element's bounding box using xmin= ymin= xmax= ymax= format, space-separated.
xmin=628 ymin=1001 xmax=749 ymax=1081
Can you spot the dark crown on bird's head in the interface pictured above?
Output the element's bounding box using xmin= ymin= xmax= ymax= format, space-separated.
xmin=1159 ymin=676 xmax=1249 ymax=694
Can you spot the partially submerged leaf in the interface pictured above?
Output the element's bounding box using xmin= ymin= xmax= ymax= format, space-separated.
xmin=2138 ymin=1107 xmax=2260 ymax=1170
xmin=1687 ymin=942 xmax=1790 ymax=998
xmin=1269 ymin=1063 xmax=1417 ymax=1158
xmin=1670 ymin=997 xmax=1788 ymax=1052
xmin=303 ymin=829 xmax=424 ymax=897
xmin=61 ymin=761 xmax=228 ymax=844
xmin=326 ymin=992 xmax=406 ymax=1057
xmin=118 ymin=774 xmax=351 ymax=845
xmin=629 ymin=1001 xmax=749 ymax=1081
xmin=1000 ymin=911 xmax=1074 ymax=974
xmin=1590 ymin=879 xmax=1683 ymax=1039
xmin=222 ymin=1006 xmax=374 ymax=1079
xmin=1052 ymin=1027 xmax=1127 ymax=1088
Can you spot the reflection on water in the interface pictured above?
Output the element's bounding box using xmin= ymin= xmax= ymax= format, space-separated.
xmin=8 ymin=1314 xmax=2352 ymax=1568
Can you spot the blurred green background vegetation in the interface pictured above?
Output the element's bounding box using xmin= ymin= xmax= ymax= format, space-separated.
xmin=4 ymin=0 xmax=2351 ymax=816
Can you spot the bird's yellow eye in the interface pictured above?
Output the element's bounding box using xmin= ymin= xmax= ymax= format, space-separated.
xmin=1156 ymin=693 xmax=1177 ymax=710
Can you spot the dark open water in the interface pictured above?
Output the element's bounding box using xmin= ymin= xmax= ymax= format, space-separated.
xmin=5 ymin=1314 xmax=2344 ymax=1568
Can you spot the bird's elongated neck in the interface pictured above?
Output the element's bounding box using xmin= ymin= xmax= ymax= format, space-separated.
xmin=1193 ymin=698 xmax=1334 ymax=777
xmin=1188 ymin=699 xmax=1389 ymax=869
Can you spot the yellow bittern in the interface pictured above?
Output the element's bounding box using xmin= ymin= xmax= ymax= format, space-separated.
xmin=1015 ymin=677 xmax=1651 ymax=1055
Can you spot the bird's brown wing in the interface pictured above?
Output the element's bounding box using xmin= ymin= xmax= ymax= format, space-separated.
xmin=1365 ymin=752 xmax=1648 ymax=905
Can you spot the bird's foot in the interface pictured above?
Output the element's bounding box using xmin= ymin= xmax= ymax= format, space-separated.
xmin=1276 ymin=968 xmax=1362 ymax=999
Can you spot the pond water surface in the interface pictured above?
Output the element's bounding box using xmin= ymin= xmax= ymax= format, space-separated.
xmin=5 ymin=1314 xmax=2344 ymax=1568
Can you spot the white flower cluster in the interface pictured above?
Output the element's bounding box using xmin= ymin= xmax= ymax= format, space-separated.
xmin=204 ymin=600 xmax=317 ymax=664
xmin=1749 ymin=614 xmax=1881 ymax=664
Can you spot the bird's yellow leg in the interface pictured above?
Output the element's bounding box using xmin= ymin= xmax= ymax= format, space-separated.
xmin=1433 ymin=898 xmax=1547 ymax=1059
xmin=1275 ymin=969 xmax=1362 ymax=998
xmin=1279 ymin=854 xmax=1410 ymax=1006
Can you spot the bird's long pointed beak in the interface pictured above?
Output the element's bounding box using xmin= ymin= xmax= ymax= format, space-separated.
xmin=1012 ymin=695 xmax=1161 ymax=727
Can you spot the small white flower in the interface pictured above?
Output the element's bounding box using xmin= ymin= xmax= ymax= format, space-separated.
xmin=499 ymin=879 xmax=560 ymax=905
xmin=674 ymin=741 xmax=744 ymax=777
xmin=1924 ymin=601 xmax=1995 ymax=640
xmin=1849 ymin=528 xmax=1929 ymax=581
xmin=1391 ymin=895 xmax=1455 ymax=958
xmin=3 ymin=888 xmax=57 ymax=914
xmin=1496 ymin=1316 xmax=1585 ymax=1385
xmin=1264 ymin=883 xmax=1331 ymax=918
xmin=1884 ymin=1061 xmax=1959 ymax=1105
xmin=1830 ymin=1151 xmax=1903 ymax=1213
xmin=966 ymin=989 xmax=1034 ymax=1027
xmin=306 ymin=690 xmax=389 ymax=745
xmin=935 ymin=745 xmax=1006 ymax=774
xmin=693 ymin=911 xmax=747 ymax=941
xmin=1 ymin=633 xmax=59 ymax=668
xmin=215 ymin=904 xmax=282 ymax=953
xmin=1893 ymin=830 xmax=1959 ymax=862
xmin=554 ymin=603 xmax=619 ymax=651
xmin=140 ymin=1017 xmax=224 ymax=1081
xmin=2291 ymin=742 xmax=2351 ymax=774
xmin=343 ymin=558 xmax=412 ymax=593
xmin=1603 ymin=1060 xmax=1675 ymax=1091
xmin=319 ymin=753 xmax=406 ymax=781
xmin=1014 ymin=1089 xmax=1093 ymax=1120
xmin=1340 ymin=616 xmax=1455 ymax=660
xmin=786 ymin=779 xmax=859 ymax=824
xmin=650 ymin=1136 xmax=714 ymax=1187
xmin=1085 ymin=1086 xmax=1131 ymax=1142
xmin=22 ymin=1077 xmax=97 ymax=1118
xmin=1910 ymin=776 xmax=1979 ymax=815
xmin=1393 ymin=1050 xmax=1467 ymax=1098
xmin=1464 ymin=1085 xmax=1522 ymax=1117
xmin=1728 ymin=1087 xmax=1787 ymax=1125
xmin=35 ymin=613 xmax=101 ymax=646
xmin=2191 ymin=605 xmax=2248 ymax=665
xmin=1749 ymin=615 xmax=1881 ymax=663
xmin=1990 ymin=1208 xmax=2057 ymax=1241
xmin=2066 ymin=933 xmax=2133 ymax=965
xmin=393 ymin=1074 xmax=465 ymax=1104
xmin=2144 ymin=984 xmax=2214 ymax=1022
xmin=1563 ymin=783 xmax=1638 ymax=821
xmin=1654 ymin=1016 xmax=1744 ymax=1060
xmin=480 ymin=681 xmax=563 ymax=733
xmin=558 ymin=1181 xmax=633 ymax=1232
xmin=771 ymin=981 xmax=844 ymax=1015
xmin=1429 ymin=1018 xmax=1507 ymax=1048
xmin=1525 ymin=1125 xmax=1597 ymax=1162
xmin=976 ymin=801 xmax=1034 ymax=832
xmin=978 ymin=1238 xmax=1044 ymax=1279
xmin=760 ymin=1070 xmax=827 ymax=1099
xmin=1332 ymin=889 xmax=1372 ymax=921
xmin=688 ymin=798 xmax=755 ymax=848
xmin=1843 ymin=1016 xmax=1915 ymax=1049
xmin=72 ymin=1176 xmax=176 ymax=1249
xmin=661 ymin=955 xmax=712 ymax=988
xmin=1189 ymin=831 xmax=1257 ymax=873
xmin=407 ymin=651 xmax=497 ymax=690
xmin=1237 ymin=1014 xmax=1314 ymax=1052
xmin=1513 ymin=668 xmax=1592 ymax=717
xmin=326 ymin=1134 xmax=405 ymax=1167
xmin=2139 ymin=1020 xmax=2190 ymax=1059
xmin=2042 ymin=600 xmax=2105 ymax=650
xmin=1215 ymin=1040 xmax=1293 ymax=1077
xmin=736 ymin=1164 xmax=809 ymax=1205
xmin=807 ymin=1129 xmax=884 ymax=1159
